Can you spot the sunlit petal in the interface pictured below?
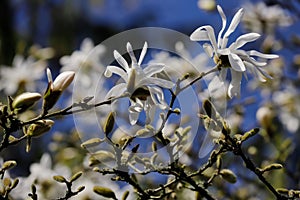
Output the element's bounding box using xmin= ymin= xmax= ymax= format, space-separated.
xmin=228 ymin=53 xmax=246 ymax=72
xmin=114 ymin=50 xmax=130 ymax=71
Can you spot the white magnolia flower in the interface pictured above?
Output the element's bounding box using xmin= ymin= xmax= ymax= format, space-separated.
xmin=190 ymin=5 xmax=279 ymax=98
xmin=0 ymin=55 xmax=47 ymax=95
xmin=104 ymin=42 xmax=174 ymax=125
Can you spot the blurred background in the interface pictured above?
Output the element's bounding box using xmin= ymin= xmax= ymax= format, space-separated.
xmin=0 ymin=0 xmax=300 ymax=199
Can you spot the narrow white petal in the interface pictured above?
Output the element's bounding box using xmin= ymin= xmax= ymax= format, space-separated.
xmin=114 ymin=50 xmax=130 ymax=71
xmin=228 ymin=53 xmax=246 ymax=72
xmin=217 ymin=48 xmax=231 ymax=55
xmin=244 ymin=61 xmax=267 ymax=82
xmin=247 ymin=50 xmax=279 ymax=59
xmin=105 ymin=66 xmax=127 ymax=81
xmin=203 ymin=43 xmax=214 ymax=58
xmin=256 ymin=66 xmax=273 ymax=80
xmin=244 ymin=56 xmax=267 ymax=67
xmin=129 ymin=111 xmax=139 ymax=125
xmin=190 ymin=26 xmax=218 ymax=53
xmin=105 ymin=83 xmax=127 ymax=99
xmin=230 ymin=33 xmax=260 ymax=49
xmin=126 ymin=42 xmax=138 ymax=65
xmin=223 ymin=8 xmax=244 ymax=46
xmin=228 ymin=69 xmax=242 ymax=98
xmin=127 ymin=68 xmax=136 ymax=94
xmin=129 ymin=102 xmax=143 ymax=113
xmin=149 ymin=87 xmax=168 ymax=109
xmin=143 ymin=63 xmax=165 ymax=77
xmin=217 ymin=5 xmax=227 ymax=48
xmin=219 ymin=68 xmax=227 ymax=83
xmin=142 ymin=77 xmax=175 ymax=89
xmin=138 ymin=42 xmax=148 ymax=65
xmin=46 ymin=68 xmax=53 ymax=83
xmin=145 ymin=101 xmax=156 ymax=125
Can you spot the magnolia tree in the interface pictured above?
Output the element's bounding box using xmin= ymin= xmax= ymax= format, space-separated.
xmin=0 ymin=2 xmax=299 ymax=200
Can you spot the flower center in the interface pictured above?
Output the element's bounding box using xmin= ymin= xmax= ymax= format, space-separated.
xmin=214 ymin=55 xmax=231 ymax=68
xmin=130 ymin=86 xmax=150 ymax=101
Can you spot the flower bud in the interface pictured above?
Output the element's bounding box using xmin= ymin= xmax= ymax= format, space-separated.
xmin=81 ymin=138 xmax=104 ymax=149
xmin=220 ymin=169 xmax=237 ymax=183
xmin=93 ymin=186 xmax=117 ymax=200
xmin=52 ymin=71 xmax=75 ymax=92
xmin=43 ymin=68 xmax=75 ymax=111
xmin=53 ymin=175 xmax=66 ymax=183
xmin=103 ymin=112 xmax=115 ymax=135
xmin=70 ymin=171 xmax=83 ymax=182
xmin=12 ymin=92 xmax=41 ymax=113
xmin=26 ymin=119 xmax=54 ymax=137
xmin=1 ymin=160 xmax=17 ymax=171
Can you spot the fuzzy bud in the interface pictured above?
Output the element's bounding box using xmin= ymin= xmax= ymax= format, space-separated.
xmin=53 ymin=175 xmax=66 ymax=183
xmin=81 ymin=138 xmax=104 ymax=149
xmin=26 ymin=119 xmax=54 ymax=137
xmin=103 ymin=112 xmax=115 ymax=135
xmin=70 ymin=171 xmax=83 ymax=182
xmin=220 ymin=169 xmax=237 ymax=183
xmin=12 ymin=92 xmax=41 ymax=113
xmin=2 ymin=160 xmax=17 ymax=171
xmin=93 ymin=186 xmax=117 ymax=200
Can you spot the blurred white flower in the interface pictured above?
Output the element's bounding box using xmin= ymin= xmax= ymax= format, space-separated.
xmin=105 ymin=42 xmax=175 ymax=125
xmin=11 ymin=153 xmax=69 ymax=199
xmin=242 ymin=2 xmax=292 ymax=34
xmin=197 ymin=0 xmax=216 ymax=11
xmin=272 ymin=86 xmax=300 ymax=133
xmin=0 ymin=55 xmax=47 ymax=95
xmin=190 ymin=5 xmax=278 ymax=98
xmin=60 ymin=38 xmax=106 ymax=88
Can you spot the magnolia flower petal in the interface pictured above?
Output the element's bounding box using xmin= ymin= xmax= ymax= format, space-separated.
xmin=230 ymin=33 xmax=260 ymax=49
xmin=217 ymin=5 xmax=227 ymax=48
xmin=145 ymin=101 xmax=156 ymax=125
xmin=244 ymin=57 xmax=267 ymax=67
xmin=256 ymin=66 xmax=273 ymax=80
xmin=217 ymin=48 xmax=231 ymax=55
xmin=228 ymin=53 xmax=246 ymax=72
xmin=46 ymin=68 xmax=53 ymax=84
xmin=129 ymin=111 xmax=139 ymax=125
xmin=143 ymin=63 xmax=165 ymax=77
xmin=129 ymin=101 xmax=143 ymax=113
xmin=219 ymin=68 xmax=227 ymax=83
xmin=104 ymin=66 xmax=127 ymax=80
xmin=114 ymin=50 xmax=130 ymax=71
xmin=244 ymin=61 xmax=267 ymax=82
xmin=149 ymin=87 xmax=168 ymax=109
xmin=138 ymin=42 xmax=148 ymax=65
xmin=142 ymin=77 xmax=175 ymax=89
xmin=228 ymin=69 xmax=242 ymax=98
xmin=247 ymin=50 xmax=279 ymax=59
xmin=223 ymin=8 xmax=244 ymax=39
xmin=190 ymin=25 xmax=218 ymax=53
xmin=105 ymin=83 xmax=127 ymax=99
xmin=126 ymin=42 xmax=138 ymax=65
xmin=203 ymin=43 xmax=214 ymax=58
